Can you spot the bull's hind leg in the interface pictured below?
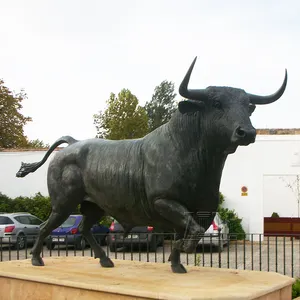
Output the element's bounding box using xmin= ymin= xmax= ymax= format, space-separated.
xmin=31 ymin=211 xmax=73 ymax=266
xmin=31 ymin=165 xmax=85 ymax=266
xmin=79 ymin=201 xmax=114 ymax=268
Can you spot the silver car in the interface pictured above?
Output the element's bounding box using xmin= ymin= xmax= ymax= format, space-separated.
xmin=198 ymin=212 xmax=230 ymax=251
xmin=0 ymin=212 xmax=44 ymax=249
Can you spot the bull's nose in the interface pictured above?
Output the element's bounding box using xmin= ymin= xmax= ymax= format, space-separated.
xmin=233 ymin=126 xmax=256 ymax=144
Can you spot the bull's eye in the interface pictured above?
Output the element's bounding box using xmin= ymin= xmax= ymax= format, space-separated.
xmin=213 ymin=100 xmax=222 ymax=109
xmin=249 ymin=104 xmax=256 ymax=115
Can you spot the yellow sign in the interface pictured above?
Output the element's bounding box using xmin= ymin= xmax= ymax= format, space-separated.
xmin=241 ymin=186 xmax=248 ymax=196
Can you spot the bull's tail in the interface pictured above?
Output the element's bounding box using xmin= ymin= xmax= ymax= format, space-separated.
xmin=16 ymin=136 xmax=78 ymax=178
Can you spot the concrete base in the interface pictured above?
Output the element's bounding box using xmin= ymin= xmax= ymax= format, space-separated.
xmin=0 ymin=256 xmax=295 ymax=300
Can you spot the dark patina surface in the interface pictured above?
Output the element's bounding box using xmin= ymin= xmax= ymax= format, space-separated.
xmin=16 ymin=57 xmax=287 ymax=273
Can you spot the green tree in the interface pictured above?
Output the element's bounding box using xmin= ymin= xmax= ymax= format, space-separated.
xmin=144 ymin=80 xmax=177 ymax=132
xmin=93 ymin=88 xmax=149 ymax=140
xmin=0 ymin=79 xmax=32 ymax=148
xmin=217 ymin=192 xmax=246 ymax=240
xmin=25 ymin=139 xmax=50 ymax=149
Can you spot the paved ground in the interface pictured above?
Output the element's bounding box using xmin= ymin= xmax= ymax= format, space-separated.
xmin=1 ymin=237 xmax=299 ymax=278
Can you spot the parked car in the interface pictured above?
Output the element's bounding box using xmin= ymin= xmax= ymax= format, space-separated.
xmin=107 ymin=219 xmax=163 ymax=252
xmin=46 ymin=214 xmax=109 ymax=250
xmin=198 ymin=212 xmax=229 ymax=251
xmin=0 ymin=212 xmax=44 ymax=249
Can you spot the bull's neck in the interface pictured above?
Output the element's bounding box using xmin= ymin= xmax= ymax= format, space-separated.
xmin=166 ymin=111 xmax=228 ymax=182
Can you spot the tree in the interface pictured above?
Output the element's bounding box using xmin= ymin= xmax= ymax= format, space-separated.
xmin=217 ymin=192 xmax=246 ymax=240
xmin=0 ymin=79 xmax=32 ymax=148
xmin=93 ymin=88 xmax=149 ymax=140
xmin=26 ymin=139 xmax=50 ymax=149
xmin=279 ymin=175 xmax=300 ymax=217
xmin=144 ymin=80 xmax=177 ymax=132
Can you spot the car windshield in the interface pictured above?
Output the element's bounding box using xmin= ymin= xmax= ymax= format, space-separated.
xmin=60 ymin=216 xmax=77 ymax=228
xmin=0 ymin=216 xmax=13 ymax=225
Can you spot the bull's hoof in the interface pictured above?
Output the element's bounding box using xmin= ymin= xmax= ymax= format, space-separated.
xmin=100 ymin=257 xmax=114 ymax=268
xmin=31 ymin=256 xmax=45 ymax=266
xmin=171 ymin=263 xmax=187 ymax=274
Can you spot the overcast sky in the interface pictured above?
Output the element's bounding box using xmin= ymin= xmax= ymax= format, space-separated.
xmin=0 ymin=0 xmax=298 ymax=144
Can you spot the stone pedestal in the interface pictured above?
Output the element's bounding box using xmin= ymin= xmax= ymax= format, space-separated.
xmin=0 ymin=256 xmax=295 ymax=300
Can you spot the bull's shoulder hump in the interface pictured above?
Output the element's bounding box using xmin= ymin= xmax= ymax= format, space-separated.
xmin=71 ymin=137 xmax=144 ymax=157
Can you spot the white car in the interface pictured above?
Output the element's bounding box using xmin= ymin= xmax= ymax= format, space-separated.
xmin=0 ymin=212 xmax=44 ymax=249
xmin=198 ymin=213 xmax=229 ymax=251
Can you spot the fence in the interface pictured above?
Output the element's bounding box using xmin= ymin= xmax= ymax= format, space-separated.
xmin=0 ymin=232 xmax=300 ymax=279
xmin=264 ymin=217 xmax=300 ymax=236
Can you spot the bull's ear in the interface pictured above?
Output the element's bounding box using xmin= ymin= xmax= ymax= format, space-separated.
xmin=249 ymin=104 xmax=256 ymax=116
xmin=178 ymin=100 xmax=205 ymax=114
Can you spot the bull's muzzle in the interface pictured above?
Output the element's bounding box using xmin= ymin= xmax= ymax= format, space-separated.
xmin=232 ymin=126 xmax=256 ymax=145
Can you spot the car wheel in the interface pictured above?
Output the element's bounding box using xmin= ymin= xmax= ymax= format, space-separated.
xmin=216 ymin=240 xmax=224 ymax=252
xmin=158 ymin=235 xmax=164 ymax=246
xmin=101 ymin=234 xmax=108 ymax=246
xmin=149 ymin=236 xmax=158 ymax=252
xmin=108 ymin=238 xmax=118 ymax=252
xmin=46 ymin=241 xmax=55 ymax=250
xmin=97 ymin=234 xmax=107 ymax=246
xmin=226 ymin=238 xmax=231 ymax=247
xmin=76 ymin=238 xmax=86 ymax=250
xmin=15 ymin=233 xmax=26 ymax=250
xmin=109 ymin=244 xmax=116 ymax=252
xmin=223 ymin=233 xmax=230 ymax=246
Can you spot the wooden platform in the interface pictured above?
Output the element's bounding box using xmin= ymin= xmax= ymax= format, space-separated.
xmin=0 ymin=256 xmax=295 ymax=300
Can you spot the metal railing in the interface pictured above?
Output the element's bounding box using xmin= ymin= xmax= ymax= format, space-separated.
xmin=0 ymin=232 xmax=299 ymax=278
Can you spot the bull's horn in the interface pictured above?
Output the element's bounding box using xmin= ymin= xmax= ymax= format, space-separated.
xmin=248 ymin=69 xmax=288 ymax=105
xmin=179 ymin=56 xmax=207 ymax=100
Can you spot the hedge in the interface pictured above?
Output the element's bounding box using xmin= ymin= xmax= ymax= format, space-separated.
xmin=0 ymin=191 xmax=246 ymax=237
xmin=0 ymin=192 xmax=112 ymax=227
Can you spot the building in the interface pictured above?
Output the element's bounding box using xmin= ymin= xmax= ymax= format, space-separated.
xmin=221 ymin=129 xmax=300 ymax=239
xmin=0 ymin=148 xmax=60 ymax=198
xmin=1 ymin=129 xmax=300 ymax=240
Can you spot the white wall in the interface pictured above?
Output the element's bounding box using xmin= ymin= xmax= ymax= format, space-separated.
xmin=220 ymin=135 xmax=300 ymax=240
xmin=263 ymin=175 xmax=300 ymax=218
xmin=0 ymin=150 xmax=57 ymax=198
xmin=2 ymin=135 xmax=300 ymax=239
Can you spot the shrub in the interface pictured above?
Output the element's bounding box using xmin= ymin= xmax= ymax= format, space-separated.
xmin=0 ymin=192 xmax=12 ymax=212
xmin=195 ymin=254 xmax=202 ymax=266
xmin=0 ymin=192 xmax=51 ymax=221
xmin=100 ymin=216 xmax=114 ymax=227
xmin=0 ymin=190 xmax=245 ymax=234
xmin=218 ymin=192 xmax=246 ymax=240
xmin=271 ymin=212 xmax=280 ymax=218
xmin=292 ymin=278 xmax=300 ymax=299
xmin=13 ymin=193 xmax=52 ymax=221
xmin=0 ymin=192 xmax=113 ymax=227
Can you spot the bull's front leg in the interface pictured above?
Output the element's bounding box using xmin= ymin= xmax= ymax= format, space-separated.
xmin=154 ymin=199 xmax=205 ymax=274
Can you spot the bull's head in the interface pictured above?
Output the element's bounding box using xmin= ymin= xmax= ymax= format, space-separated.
xmin=178 ymin=57 xmax=287 ymax=153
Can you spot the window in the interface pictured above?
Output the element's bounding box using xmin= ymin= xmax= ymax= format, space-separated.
xmin=0 ymin=216 xmax=13 ymax=225
xmin=15 ymin=216 xmax=31 ymax=225
xmin=60 ymin=216 xmax=78 ymax=228
xmin=29 ymin=216 xmax=43 ymax=225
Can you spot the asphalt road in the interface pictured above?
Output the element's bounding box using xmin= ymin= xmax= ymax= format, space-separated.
xmin=0 ymin=238 xmax=299 ymax=278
